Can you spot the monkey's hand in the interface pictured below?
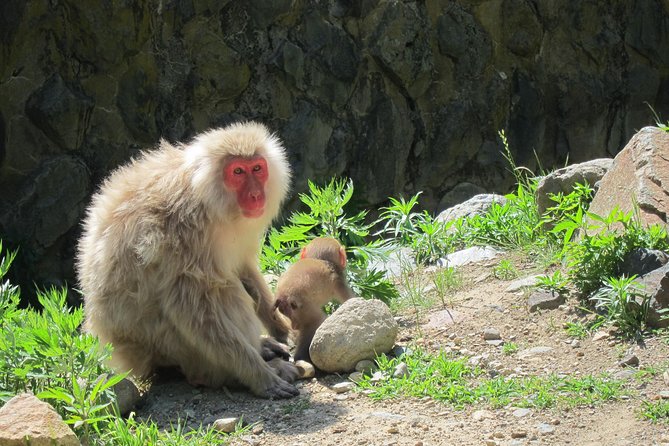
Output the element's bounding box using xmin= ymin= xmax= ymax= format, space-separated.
xmin=267 ymin=357 xmax=299 ymax=383
xmin=260 ymin=336 xmax=291 ymax=361
xmin=256 ymin=360 xmax=299 ymax=399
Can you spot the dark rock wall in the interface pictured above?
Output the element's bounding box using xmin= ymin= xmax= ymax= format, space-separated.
xmin=1 ymin=0 xmax=668 ymax=296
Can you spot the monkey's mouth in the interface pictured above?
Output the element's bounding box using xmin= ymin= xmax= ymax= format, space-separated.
xmin=242 ymin=207 xmax=264 ymax=218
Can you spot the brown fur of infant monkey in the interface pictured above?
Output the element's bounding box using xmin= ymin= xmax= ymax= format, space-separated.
xmin=274 ymin=237 xmax=356 ymax=362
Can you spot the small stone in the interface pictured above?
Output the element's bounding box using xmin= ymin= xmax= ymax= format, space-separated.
xmin=392 ymin=362 xmax=409 ymax=378
xmin=387 ymin=427 xmax=399 ymax=434
xmin=112 ymin=377 xmax=141 ymax=416
xmin=393 ymin=345 xmax=412 ymax=357
xmin=485 ymin=440 xmax=498 ymax=446
xmin=511 ymin=430 xmax=528 ymax=439
xmin=295 ymin=360 xmax=316 ymax=379
xmin=570 ymin=340 xmax=581 ymax=348
xmin=658 ymin=390 xmax=669 ymax=399
xmin=518 ymin=346 xmax=553 ymax=359
xmin=252 ymin=424 xmax=264 ymax=435
xmin=613 ymin=369 xmax=637 ymax=380
xmin=486 ymin=339 xmax=504 ymax=347
xmin=355 ymin=359 xmax=377 ymax=374
xmin=512 ymin=408 xmax=532 ymax=418
xmin=349 ymin=372 xmax=364 ymax=383
xmin=493 ymin=431 xmax=505 ymax=438
xmin=528 ymin=290 xmax=565 ymax=312
xmin=370 ymin=371 xmax=386 ymax=383
xmin=618 ymin=354 xmax=640 ymax=368
xmin=663 ymin=371 xmax=669 ymax=385
xmin=332 ymin=382 xmax=356 ymax=394
xmin=483 ymin=328 xmax=502 ymax=340
xmin=537 ymin=423 xmax=555 ymax=435
xmin=213 ymin=417 xmax=240 ymax=433
xmin=472 ymin=410 xmax=494 ymax=421
xmin=592 ymin=331 xmax=610 ymax=341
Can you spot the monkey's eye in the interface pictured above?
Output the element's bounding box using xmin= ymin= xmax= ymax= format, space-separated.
xmin=233 ymin=167 xmax=244 ymax=175
xmin=252 ymin=164 xmax=262 ymax=172
xmin=290 ymin=302 xmax=298 ymax=310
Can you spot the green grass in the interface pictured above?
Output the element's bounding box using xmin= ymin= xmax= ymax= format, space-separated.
xmin=101 ymin=415 xmax=249 ymax=445
xmin=502 ymin=342 xmax=519 ymax=355
xmin=493 ymin=259 xmax=519 ymax=280
xmin=357 ymin=349 xmax=625 ymax=409
xmin=640 ymin=400 xmax=669 ymax=423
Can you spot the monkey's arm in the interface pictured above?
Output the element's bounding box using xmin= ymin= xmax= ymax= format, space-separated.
xmin=241 ymin=265 xmax=290 ymax=343
xmin=294 ymin=317 xmax=325 ymax=363
xmin=164 ymin=275 xmax=298 ymax=398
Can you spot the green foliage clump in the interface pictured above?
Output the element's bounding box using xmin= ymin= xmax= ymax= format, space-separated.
xmin=590 ymin=276 xmax=654 ymax=339
xmin=376 ymin=192 xmax=454 ymax=265
xmin=565 ymin=209 xmax=669 ymax=296
xmin=260 ymin=178 xmax=399 ymax=303
xmin=640 ymin=400 xmax=669 ymax=423
xmin=357 ymin=349 xmax=624 ymax=409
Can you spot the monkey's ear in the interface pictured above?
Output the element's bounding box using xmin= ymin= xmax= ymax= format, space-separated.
xmin=338 ymin=246 xmax=347 ymax=268
xmin=299 ymin=247 xmax=307 ymax=259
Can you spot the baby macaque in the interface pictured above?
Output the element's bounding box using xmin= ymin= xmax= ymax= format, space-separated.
xmin=274 ymin=237 xmax=355 ymax=362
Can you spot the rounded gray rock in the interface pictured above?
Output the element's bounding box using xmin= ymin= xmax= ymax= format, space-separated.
xmin=310 ymin=298 xmax=398 ymax=373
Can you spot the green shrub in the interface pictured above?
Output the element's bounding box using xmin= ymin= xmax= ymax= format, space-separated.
xmin=260 ymin=178 xmax=398 ymax=303
xmin=566 ymin=209 xmax=669 ymax=296
xmin=590 ymin=276 xmax=654 ymax=339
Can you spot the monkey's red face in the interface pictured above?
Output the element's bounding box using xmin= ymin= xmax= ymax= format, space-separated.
xmin=223 ymin=156 xmax=269 ymax=218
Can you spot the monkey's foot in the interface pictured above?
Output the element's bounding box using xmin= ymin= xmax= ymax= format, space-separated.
xmin=260 ymin=337 xmax=291 ymax=361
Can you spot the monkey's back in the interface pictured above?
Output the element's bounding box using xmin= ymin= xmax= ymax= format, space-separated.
xmin=76 ymin=143 xmax=212 ymax=369
xmin=275 ymin=258 xmax=344 ymax=305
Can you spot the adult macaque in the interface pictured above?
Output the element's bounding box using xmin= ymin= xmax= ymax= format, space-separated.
xmin=274 ymin=237 xmax=355 ymax=361
xmin=77 ymin=122 xmax=298 ymax=399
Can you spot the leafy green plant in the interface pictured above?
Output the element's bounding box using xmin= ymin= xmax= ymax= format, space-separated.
xmin=375 ymin=192 xmax=453 ymax=265
xmin=647 ymin=102 xmax=669 ymax=133
xmin=432 ymin=267 xmax=463 ymax=306
xmin=502 ymin=342 xmax=519 ymax=355
xmin=493 ymin=259 xmax=519 ymax=280
xmin=590 ymin=275 xmax=654 ymax=339
xmin=260 ymin=178 xmax=398 ymax=302
xmin=38 ymin=373 xmax=126 ymax=441
xmin=376 ymin=192 xmax=425 ymax=245
xmin=536 ymin=270 xmax=569 ymax=294
xmin=640 ymin=400 xmax=669 ymax=423
xmin=566 ymin=208 xmax=669 ymax=296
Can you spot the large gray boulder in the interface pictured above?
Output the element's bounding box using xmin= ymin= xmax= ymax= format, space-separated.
xmin=310 ymin=298 xmax=398 ymax=373
xmin=637 ymin=263 xmax=669 ymax=329
xmin=535 ymin=158 xmax=613 ymax=217
xmin=436 ymin=194 xmax=507 ymax=225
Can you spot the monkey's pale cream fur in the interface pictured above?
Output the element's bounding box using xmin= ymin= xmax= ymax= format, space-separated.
xmin=77 ymin=122 xmax=298 ymax=398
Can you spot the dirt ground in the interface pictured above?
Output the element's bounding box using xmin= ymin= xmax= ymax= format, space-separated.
xmin=135 ymin=255 xmax=669 ymax=446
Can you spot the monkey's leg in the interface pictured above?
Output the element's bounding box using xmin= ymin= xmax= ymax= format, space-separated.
xmin=165 ymin=276 xmax=298 ymax=399
xmin=241 ymin=265 xmax=290 ymax=342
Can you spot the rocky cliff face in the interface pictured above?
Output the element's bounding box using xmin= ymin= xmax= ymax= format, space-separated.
xmin=1 ymin=0 xmax=668 ymax=297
